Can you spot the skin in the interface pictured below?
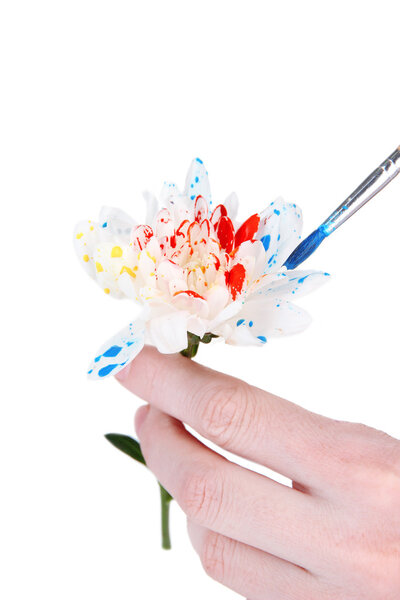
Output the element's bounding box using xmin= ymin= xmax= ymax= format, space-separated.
xmin=116 ymin=346 xmax=400 ymax=600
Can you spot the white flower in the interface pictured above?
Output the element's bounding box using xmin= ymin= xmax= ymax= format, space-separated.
xmin=74 ymin=158 xmax=329 ymax=379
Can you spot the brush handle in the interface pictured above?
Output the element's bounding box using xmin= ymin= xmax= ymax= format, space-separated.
xmin=321 ymin=146 xmax=400 ymax=236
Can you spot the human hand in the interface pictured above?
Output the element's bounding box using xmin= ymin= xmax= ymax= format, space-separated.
xmin=116 ymin=346 xmax=400 ymax=599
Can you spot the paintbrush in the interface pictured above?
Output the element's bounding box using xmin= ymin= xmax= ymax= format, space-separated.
xmin=284 ymin=146 xmax=400 ymax=270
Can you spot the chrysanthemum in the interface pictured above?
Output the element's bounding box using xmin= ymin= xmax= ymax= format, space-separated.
xmin=74 ymin=158 xmax=329 ymax=379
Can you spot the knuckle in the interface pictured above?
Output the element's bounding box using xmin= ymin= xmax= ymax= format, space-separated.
xmin=197 ymin=380 xmax=256 ymax=447
xmin=180 ymin=465 xmax=225 ymax=525
xmin=200 ymin=530 xmax=228 ymax=582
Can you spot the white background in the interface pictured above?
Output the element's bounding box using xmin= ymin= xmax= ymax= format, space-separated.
xmin=1 ymin=1 xmax=399 ymax=598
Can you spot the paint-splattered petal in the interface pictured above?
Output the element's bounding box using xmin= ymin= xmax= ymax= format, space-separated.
xmin=98 ymin=206 xmax=136 ymax=241
xmin=256 ymin=198 xmax=303 ymax=272
xmin=184 ymin=158 xmax=212 ymax=206
xmin=253 ymin=270 xmax=330 ymax=300
xmin=87 ymin=319 xmax=145 ymax=380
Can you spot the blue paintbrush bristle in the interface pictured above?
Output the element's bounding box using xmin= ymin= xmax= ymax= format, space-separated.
xmin=284 ymin=226 xmax=328 ymax=270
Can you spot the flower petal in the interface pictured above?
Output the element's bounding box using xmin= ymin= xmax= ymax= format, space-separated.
xmin=235 ymin=214 xmax=260 ymax=247
xmin=194 ymin=195 xmax=209 ymax=222
xmin=210 ymin=204 xmax=227 ymax=227
xmin=98 ymin=206 xmax=136 ymax=241
xmin=143 ymin=191 xmax=159 ymax=225
xmin=216 ymin=215 xmax=235 ymax=253
xmin=256 ymin=198 xmax=303 ymax=271
xmin=224 ymin=192 xmax=239 ymax=222
xmin=253 ymin=270 xmax=330 ymax=300
xmin=87 ymin=319 xmax=145 ymax=380
xmin=148 ymin=310 xmax=189 ymax=353
xmin=159 ymin=181 xmax=181 ymax=206
xmin=184 ymin=158 xmax=212 ymax=206
xmin=130 ymin=224 xmax=154 ymax=251
xmin=224 ymin=297 xmax=312 ymax=345
xmin=172 ymin=290 xmax=209 ymax=318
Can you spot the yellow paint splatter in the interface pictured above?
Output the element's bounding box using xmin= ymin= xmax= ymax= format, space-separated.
xmin=90 ymin=226 xmax=94 ymax=231
xmin=96 ymin=262 xmax=103 ymax=272
xmin=120 ymin=266 xmax=136 ymax=278
xmin=76 ymin=232 xmax=84 ymax=239
xmin=104 ymin=288 xmax=110 ymax=294
xmin=111 ymin=246 xmax=123 ymax=258
xmin=83 ymin=254 xmax=89 ymax=262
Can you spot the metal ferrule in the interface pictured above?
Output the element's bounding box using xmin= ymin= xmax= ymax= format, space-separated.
xmin=322 ymin=146 xmax=400 ymax=236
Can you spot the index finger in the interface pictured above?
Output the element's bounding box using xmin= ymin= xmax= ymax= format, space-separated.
xmin=116 ymin=345 xmax=334 ymax=489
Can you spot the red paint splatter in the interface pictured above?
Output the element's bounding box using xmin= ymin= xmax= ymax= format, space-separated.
xmin=209 ymin=252 xmax=220 ymax=270
xmin=194 ymin=195 xmax=208 ymax=223
xmin=211 ymin=204 xmax=227 ymax=226
xmin=176 ymin=220 xmax=189 ymax=237
xmin=234 ymin=214 xmax=260 ymax=247
xmin=226 ymin=263 xmax=246 ymax=300
xmin=173 ymin=290 xmax=206 ymax=300
xmin=131 ymin=224 xmax=154 ymax=250
xmin=217 ymin=216 xmax=235 ymax=253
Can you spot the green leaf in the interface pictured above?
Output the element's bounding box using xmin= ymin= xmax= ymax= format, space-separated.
xmin=105 ymin=433 xmax=146 ymax=466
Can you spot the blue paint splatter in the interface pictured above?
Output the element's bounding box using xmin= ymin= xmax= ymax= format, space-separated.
xmin=277 ymin=234 xmax=280 ymax=241
xmin=98 ymin=364 xmax=119 ymax=377
xmin=190 ymin=195 xmax=195 ymax=200
xmin=298 ymin=275 xmax=310 ymax=284
xmin=87 ymin=369 xmax=93 ymax=374
xmin=260 ymin=234 xmax=271 ymax=251
xmin=257 ymin=336 xmax=267 ymax=343
xmin=103 ymin=345 xmax=122 ymax=358
xmin=102 ymin=222 xmax=108 ymax=228
xmin=268 ymin=253 xmax=276 ymax=264
xmin=195 ymin=176 xmax=199 ymax=183
xmin=249 ymin=321 xmax=253 ymax=327
xmin=195 ymin=157 xmax=203 ymax=164
xmin=274 ymin=209 xmax=280 ymax=216
xmin=236 ymin=319 xmax=245 ymax=326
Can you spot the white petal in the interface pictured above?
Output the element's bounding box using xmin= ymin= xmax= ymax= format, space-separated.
xmin=184 ymin=158 xmax=212 ymax=206
xmin=159 ymin=181 xmax=181 ymax=206
xmin=98 ymin=206 xmax=136 ymax=241
xmin=252 ymin=270 xmax=330 ymax=300
xmin=224 ymin=192 xmax=239 ymax=221
xmin=256 ymin=198 xmax=303 ymax=272
xmin=260 ymin=299 xmax=312 ymax=336
xmin=73 ymin=220 xmax=100 ymax=279
xmin=224 ymin=297 xmax=311 ymax=345
xmin=156 ymin=259 xmax=185 ymax=295
xmin=187 ymin=315 xmax=207 ymax=338
xmin=118 ymin=271 xmax=139 ymax=301
xmin=87 ymin=319 xmax=145 ymax=380
xmin=148 ymin=310 xmax=189 ymax=353
xmin=172 ymin=291 xmax=209 ymax=318
xmin=232 ymin=240 xmax=266 ymax=282
xmin=204 ymin=286 xmax=230 ymax=320
xmin=143 ymin=190 xmax=159 ymax=225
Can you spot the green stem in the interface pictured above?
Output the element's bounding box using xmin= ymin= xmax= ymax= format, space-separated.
xmin=159 ymin=484 xmax=172 ymax=550
xmin=156 ymin=332 xmax=218 ymax=549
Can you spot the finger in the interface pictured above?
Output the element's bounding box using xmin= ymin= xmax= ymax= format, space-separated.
xmin=187 ymin=520 xmax=325 ymax=600
xmin=118 ymin=345 xmax=335 ymax=489
xmin=136 ymin=405 xmax=328 ymax=571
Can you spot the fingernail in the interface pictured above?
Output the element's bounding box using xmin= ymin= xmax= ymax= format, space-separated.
xmin=135 ymin=405 xmax=150 ymax=437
